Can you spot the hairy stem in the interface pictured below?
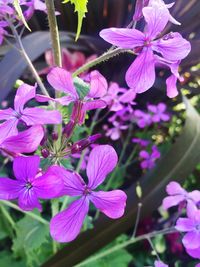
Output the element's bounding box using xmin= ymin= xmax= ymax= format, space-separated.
xmin=73 ymin=48 xmax=134 ymax=77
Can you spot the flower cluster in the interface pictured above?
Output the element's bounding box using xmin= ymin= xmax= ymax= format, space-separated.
xmin=163 ymin=182 xmax=200 ymax=260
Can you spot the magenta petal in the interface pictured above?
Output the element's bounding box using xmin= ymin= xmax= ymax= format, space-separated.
xmin=46 ymin=166 xmax=85 ymax=196
xmin=0 ymin=119 xmax=19 ymax=143
xmin=0 ymin=108 xmax=15 ymax=120
xmin=87 ymin=145 xmax=118 ymax=189
xmin=188 ymin=190 xmax=200 ymax=204
xmin=143 ymin=5 xmax=169 ymax=39
xmin=154 ymin=260 xmax=168 ymax=267
xmin=0 ymin=178 xmax=20 ymax=200
xmin=1 ymin=125 xmax=44 ymax=153
xmin=84 ymin=100 xmax=107 ymax=111
xmin=13 ymin=155 xmax=40 ymax=181
xmin=125 ymin=48 xmax=155 ymax=93
xmin=118 ymin=89 xmax=136 ymax=103
xmin=32 ymin=168 xmax=64 ymax=199
xmin=87 ymin=70 xmax=108 ymax=98
xmin=14 ymin=83 xmax=36 ymax=112
xmin=166 ymin=181 xmax=186 ymax=195
xmin=162 ymin=195 xmax=185 ymax=210
xmin=182 ymin=231 xmax=200 ymax=249
xmin=153 ymin=33 xmax=191 ymax=61
xmin=166 ymin=75 xmax=179 ymax=98
xmin=99 ymin=28 xmax=145 ymax=48
xmin=89 ymin=190 xmax=127 ymax=219
xmin=35 ymin=94 xmax=55 ymax=103
xmin=18 ymin=189 xmax=42 ymax=211
xmin=47 ymin=67 xmax=78 ymax=97
xmin=21 ymin=107 xmax=62 ymax=125
xmin=186 ymin=247 xmax=200 ymax=259
xmin=50 ymin=197 xmax=89 ymax=243
xmin=175 ymin=218 xmax=195 ymax=232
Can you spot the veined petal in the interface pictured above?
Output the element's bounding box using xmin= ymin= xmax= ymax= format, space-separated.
xmin=152 ymin=33 xmax=191 ymax=61
xmin=32 ymin=167 xmax=64 ymax=199
xmin=1 ymin=125 xmax=44 ymax=154
xmin=87 ymin=145 xmax=118 ymax=189
xmin=89 ymin=190 xmax=127 ymax=219
xmin=46 ymin=166 xmax=85 ymax=196
xmin=118 ymin=89 xmax=136 ymax=103
xmin=87 ymin=71 xmax=108 ymax=98
xmin=84 ymin=100 xmax=107 ymax=111
xmin=166 ymin=75 xmax=179 ymax=98
xmin=50 ymin=197 xmax=89 ymax=242
xmin=13 ymin=155 xmax=40 ymax=181
xmin=0 ymin=119 xmax=18 ymax=143
xmin=18 ymin=188 xmax=42 ymax=211
xmin=14 ymin=83 xmax=36 ymax=112
xmin=99 ymin=28 xmax=145 ymax=48
xmin=47 ymin=67 xmax=78 ymax=98
xmin=21 ymin=107 xmax=62 ymax=125
xmin=0 ymin=178 xmax=21 ymax=199
xmin=162 ymin=195 xmax=185 ymax=210
xmin=0 ymin=108 xmax=15 ymax=120
xmin=143 ymin=5 xmax=169 ymax=39
xmin=125 ymin=48 xmax=156 ymax=93
xmin=175 ymin=218 xmax=195 ymax=232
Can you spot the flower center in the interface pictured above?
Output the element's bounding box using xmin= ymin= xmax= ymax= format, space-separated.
xmin=83 ymin=186 xmax=91 ymax=196
xmin=25 ymin=182 xmax=32 ymax=190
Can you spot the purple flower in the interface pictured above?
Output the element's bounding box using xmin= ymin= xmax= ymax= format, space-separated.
xmin=100 ymin=4 xmax=191 ymax=97
xmin=162 ymin=182 xmax=200 ymax=210
xmin=147 ymin=103 xmax=170 ymax=123
xmin=36 ymin=67 xmax=107 ymax=124
xmin=0 ymin=83 xmax=61 ymax=139
xmin=154 ymin=260 xmax=168 ymax=267
xmin=176 ymin=202 xmax=200 ymax=254
xmin=104 ymin=121 xmax=128 ymax=141
xmin=132 ymin=137 xmax=149 ymax=147
xmin=139 ymin=145 xmax=160 ymax=170
xmin=0 ymin=125 xmax=44 ymax=155
xmin=0 ymin=155 xmax=63 ymax=211
xmin=50 ymin=145 xmax=127 ymax=242
xmin=134 ymin=110 xmax=152 ymax=128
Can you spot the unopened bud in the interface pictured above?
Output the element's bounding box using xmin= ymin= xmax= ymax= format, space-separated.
xmin=71 ymin=134 xmax=101 ymax=154
xmin=52 ymin=132 xmax=58 ymax=141
xmin=41 ymin=148 xmax=50 ymax=158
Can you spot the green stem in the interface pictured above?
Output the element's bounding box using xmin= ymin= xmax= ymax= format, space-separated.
xmin=132 ymin=202 xmax=142 ymax=238
xmin=74 ymin=228 xmax=176 ymax=267
xmin=0 ymin=200 xmax=49 ymax=225
xmin=73 ymin=49 xmax=134 ymax=77
xmin=51 ymin=199 xmax=59 ymax=253
xmin=60 ymin=196 xmax=69 ymax=211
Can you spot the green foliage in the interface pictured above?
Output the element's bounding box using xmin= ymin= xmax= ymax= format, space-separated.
xmin=0 ymin=251 xmax=25 ymax=267
xmin=62 ymin=0 xmax=88 ymax=40
xmin=13 ymin=0 xmax=31 ymax=31
xmin=12 ymin=214 xmax=49 ymax=266
xmin=74 ymin=77 xmax=90 ymax=99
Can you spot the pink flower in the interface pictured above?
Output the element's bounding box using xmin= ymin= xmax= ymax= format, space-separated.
xmin=147 ymin=103 xmax=170 ymax=123
xmin=162 ymin=182 xmax=200 ymax=210
xmin=139 ymin=145 xmax=160 ymax=170
xmin=0 ymin=156 xmax=63 ymax=211
xmin=100 ymin=4 xmax=190 ymax=97
xmin=0 ymin=83 xmax=61 ymax=139
xmin=134 ymin=110 xmax=152 ymax=128
xmin=132 ymin=137 xmax=149 ymax=147
xmin=104 ymin=121 xmax=128 ymax=141
xmin=50 ymin=145 xmax=127 ymax=242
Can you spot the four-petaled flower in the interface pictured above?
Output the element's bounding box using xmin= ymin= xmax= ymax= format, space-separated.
xmin=100 ymin=4 xmax=191 ymax=97
xmin=139 ymin=145 xmax=160 ymax=170
xmin=50 ymin=145 xmax=127 ymax=242
xmin=147 ymin=103 xmax=170 ymax=123
xmin=0 ymin=83 xmax=61 ymax=139
xmin=0 ymin=155 xmax=63 ymax=211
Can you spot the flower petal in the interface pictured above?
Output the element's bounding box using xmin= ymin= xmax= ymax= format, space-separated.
xmin=1 ymin=125 xmax=44 ymax=154
xmin=154 ymin=260 xmax=168 ymax=267
xmin=18 ymin=189 xmax=42 ymax=211
xmin=152 ymin=33 xmax=191 ymax=61
xmin=162 ymin=195 xmax=185 ymax=210
xmin=13 ymin=155 xmax=40 ymax=181
xmin=186 ymin=247 xmax=200 ymax=259
xmin=175 ymin=218 xmax=195 ymax=232
xmin=0 ymin=178 xmax=20 ymax=199
xmin=21 ymin=107 xmax=62 ymax=125
xmin=87 ymin=71 xmax=108 ymax=98
xmin=166 ymin=181 xmax=186 ymax=195
xmin=45 ymin=166 xmax=85 ymax=197
xmin=50 ymin=197 xmax=89 ymax=242
xmin=32 ymin=167 xmax=64 ymax=199
xmin=188 ymin=190 xmax=200 ymax=204
xmin=84 ymin=100 xmax=107 ymax=111
xmin=87 ymin=145 xmax=118 ymax=189
xmin=182 ymin=231 xmax=200 ymax=249
xmin=99 ymin=28 xmax=145 ymax=48
xmin=0 ymin=119 xmax=19 ymax=143
xmin=143 ymin=5 xmax=169 ymax=39
xmin=118 ymin=89 xmax=136 ymax=103
xmin=166 ymin=75 xmax=179 ymax=98
xmin=0 ymin=108 xmax=15 ymax=120
xmin=47 ymin=67 xmax=78 ymax=97
xmin=125 ymin=48 xmax=155 ymax=93
xmin=14 ymin=83 xmax=36 ymax=112
xmin=89 ymin=190 xmax=127 ymax=219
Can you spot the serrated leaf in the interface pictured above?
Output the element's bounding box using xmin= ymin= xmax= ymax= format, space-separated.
xmin=63 ymin=0 xmax=88 ymax=40
xmin=74 ymin=77 xmax=90 ymax=99
xmin=13 ymin=0 xmax=31 ymax=32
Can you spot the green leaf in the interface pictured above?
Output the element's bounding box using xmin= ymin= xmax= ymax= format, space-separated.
xmin=63 ymin=0 xmax=88 ymax=40
xmin=13 ymin=0 xmax=31 ymax=31
xmin=0 ymin=251 xmax=25 ymax=267
xmin=74 ymin=77 xmax=90 ymax=99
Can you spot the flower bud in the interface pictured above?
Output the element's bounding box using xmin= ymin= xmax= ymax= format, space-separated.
xmin=41 ymin=148 xmax=50 ymax=158
xmin=71 ymin=134 xmax=101 ymax=154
